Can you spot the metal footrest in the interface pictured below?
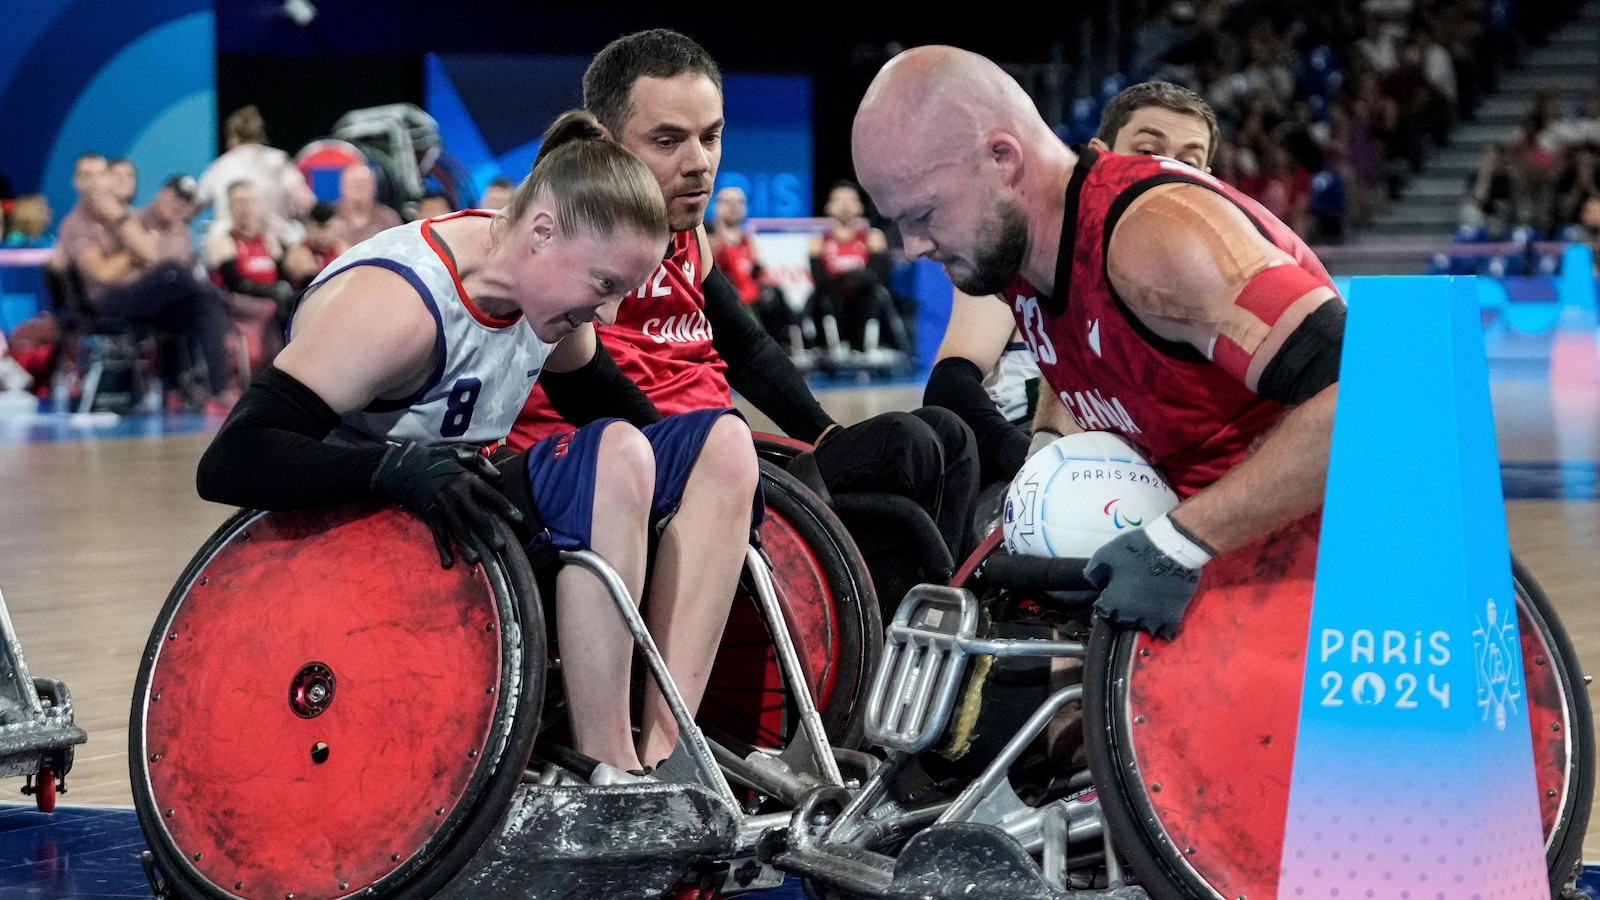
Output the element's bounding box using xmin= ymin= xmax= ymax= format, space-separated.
xmin=864 ymin=585 xmax=981 ymax=752
xmin=436 ymin=781 xmax=740 ymax=899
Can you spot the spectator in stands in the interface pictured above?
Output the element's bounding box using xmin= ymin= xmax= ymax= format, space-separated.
xmin=205 ymin=181 xmax=289 ymax=303
xmin=1239 ymin=20 xmax=1295 ymax=115
xmin=1243 ymin=142 xmax=1312 ymax=237
xmin=708 ymin=185 xmax=790 ymax=345
xmin=414 ymin=192 xmax=454 ymax=220
xmin=1580 ymin=195 xmax=1600 ymax=272
xmin=1552 ymin=143 xmax=1600 ymax=230
xmin=138 ymin=175 xmax=203 ymax=264
xmin=283 ymin=203 xmax=347 ymax=290
xmin=58 ymin=152 xmax=235 ymax=410
xmin=1541 ymin=94 xmax=1600 ymax=155
xmin=108 ymin=159 xmax=138 ymax=206
xmin=2 ymin=195 xmax=53 ymax=248
xmin=197 ymin=105 xmax=315 ymax=246
xmin=205 ymin=180 xmax=292 ymax=377
xmin=1209 ymin=138 xmax=1246 ymax=188
xmin=807 ymin=180 xmax=907 ymax=355
xmin=329 ymin=163 xmax=402 ymax=245
xmin=1510 ymin=113 xmax=1559 ymax=232
xmin=1465 ymin=143 xmax=1517 ymax=234
xmin=479 ymin=176 xmax=514 ymax=210
xmin=1412 ymin=21 xmax=1459 ymax=123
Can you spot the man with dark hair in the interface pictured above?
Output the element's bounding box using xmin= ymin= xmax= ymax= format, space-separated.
xmin=510 ymin=28 xmax=980 ymax=566
xmin=1094 ymin=81 xmax=1219 ymax=169
xmin=284 ymin=203 xmax=348 ymax=289
xmin=414 ymin=192 xmax=454 ymax=220
xmin=925 ymin=81 xmax=1220 ymax=495
xmin=140 ymin=175 xmax=202 ymax=263
xmin=108 ymin=158 xmax=138 ymax=205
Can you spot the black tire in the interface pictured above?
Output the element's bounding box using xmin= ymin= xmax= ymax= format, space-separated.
xmin=1514 ymin=556 xmax=1594 ymax=891
xmin=702 ymin=462 xmax=881 ymax=752
xmin=130 ymin=505 xmax=545 ymax=900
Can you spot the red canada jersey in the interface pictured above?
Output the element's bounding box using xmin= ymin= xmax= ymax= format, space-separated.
xmin=713 ymin=231 xmax=761 ymax=304
xmin=230 ymin=232 xmax=280 ymax=286
xmin=819 ymin=227 xmax=870 ymax=277
xmin=1005 ymin=148 xmax=1335 ymax=498
xmin=509 ymin=230 xmax=732 ymax=448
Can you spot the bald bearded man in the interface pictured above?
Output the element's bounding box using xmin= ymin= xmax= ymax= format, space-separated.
xmin=853 ymin=47 xmax=1343 ymax=639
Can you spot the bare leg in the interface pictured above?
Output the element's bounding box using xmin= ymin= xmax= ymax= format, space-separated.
xmin=637 ymin=415 xmax=760 ymax=766
xmin=557 ymin=423 xmax=654 ymax=771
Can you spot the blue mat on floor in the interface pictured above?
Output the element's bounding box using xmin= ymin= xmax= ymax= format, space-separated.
xmin=0 ymin=804 xmax=1591 ymax=898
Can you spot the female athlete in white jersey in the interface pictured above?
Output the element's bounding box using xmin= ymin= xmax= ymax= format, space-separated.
xmin=198 ymin=110 xmax=761 ymax=775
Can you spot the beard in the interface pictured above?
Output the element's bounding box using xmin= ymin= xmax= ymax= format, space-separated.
xmin=667 ymin=178 xmax=713 ymax=233
xmin=949 ymin=197 xmax=1028 ymax=296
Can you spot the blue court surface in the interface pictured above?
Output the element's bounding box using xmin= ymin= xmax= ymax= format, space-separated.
xmin=0 ymin=803 xmax=811 ymax=898
xmin=0 ymin=803 xmax=1588 ymax=898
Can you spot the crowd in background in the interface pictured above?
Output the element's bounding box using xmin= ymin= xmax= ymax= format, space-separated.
xmin=1 ymin=1 xmax=1597 ymax=411
xmin=1464 ymin=90 xmax=1600 ymax=241
xmin=0 ymin=105 xmax=474 ymax=414
xmin=1103 ymin=0 xmax=1588 ymax=244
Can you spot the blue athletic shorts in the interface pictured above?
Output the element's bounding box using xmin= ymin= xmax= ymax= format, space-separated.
xmin=520 ymin=407 xmax=764 ymax=552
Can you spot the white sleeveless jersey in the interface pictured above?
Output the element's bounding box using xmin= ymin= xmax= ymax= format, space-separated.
xmin=297 ymin=211 xmax=554 ymax=447
xmin=985 ymin=340 xmax=1041 ymax=424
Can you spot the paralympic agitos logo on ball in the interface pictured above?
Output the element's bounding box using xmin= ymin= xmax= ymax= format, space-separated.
xmin=1102 ymin=499 xmax=1143 ymax=530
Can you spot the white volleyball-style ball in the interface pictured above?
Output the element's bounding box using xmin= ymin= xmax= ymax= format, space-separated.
xmin=1002 ymin=431 xmax=1179 ymax=558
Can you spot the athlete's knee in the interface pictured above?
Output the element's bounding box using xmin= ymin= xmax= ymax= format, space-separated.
xmin=815 ymin=410 xmax=943 ymax=498
xmin=911 ymin=406 xmax=977 ymax=460
xmin=594 ymin=422 xmax=655 ymax=510
xmin=698 ymin=414 xmax=759 ymax=497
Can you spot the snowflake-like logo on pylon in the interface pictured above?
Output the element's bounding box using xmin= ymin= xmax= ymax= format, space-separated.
xmin=1472 ymin=597 xmax=1524 ymax=731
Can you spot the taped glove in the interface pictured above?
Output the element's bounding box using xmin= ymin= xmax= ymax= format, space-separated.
xmin=371 ymin=441 xmax=523 ymax=568
xmin=1085 ymin=513 xmax=1213 ymax=641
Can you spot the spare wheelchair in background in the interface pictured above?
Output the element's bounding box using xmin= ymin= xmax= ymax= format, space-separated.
xmin=0 ymin=585 xmax=86 ymax=813
xmin=129 ymin=459 xmax=880 ymax=900
xmin=776 ymin=519 xmax=1593 ymax=900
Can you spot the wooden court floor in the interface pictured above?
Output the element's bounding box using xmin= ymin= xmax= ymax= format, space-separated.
xmin=0 ymin=378 xmax=1596 ymax=859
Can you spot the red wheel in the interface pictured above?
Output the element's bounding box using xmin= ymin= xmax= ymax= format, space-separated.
xmin=1084 ymin=519 xmax=1593 ymax=899
xmin=34 ymin=759 xmax=55 ymax=813
xmin=131 ymin=504 xmax=544 ymax=900
xmin=700 ymin=461 xmax=880 ymax=752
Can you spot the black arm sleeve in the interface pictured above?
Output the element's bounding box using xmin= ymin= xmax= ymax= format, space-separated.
xmin=1255 ymin=299 xmax=1344 ymax=406
xmin=703 ymin=267 xmax=835 ymax=442
xmin=541 ymin=339 xmax=663 ymax=428
xmin=923 ymin=356 xmax=1029 ymax=481
xmin=196 ymin=365 xmax=387 ymax=509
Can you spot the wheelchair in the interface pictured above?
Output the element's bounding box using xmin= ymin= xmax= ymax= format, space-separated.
xmin=130 ymin=459 xmax=880 ymax=900
xmin=775 ymin=517 xmax=1594 ymax=900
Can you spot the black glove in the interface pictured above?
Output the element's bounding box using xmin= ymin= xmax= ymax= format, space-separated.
xmin=370 ymin=441 xmax=523 ymax=568
xmin=1085 ymin=514 xmax=1211 ymax=641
